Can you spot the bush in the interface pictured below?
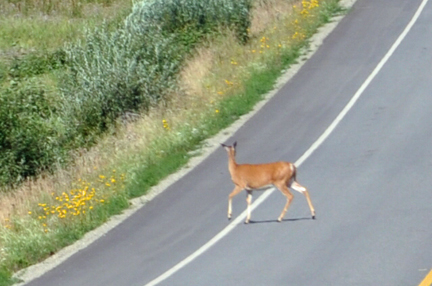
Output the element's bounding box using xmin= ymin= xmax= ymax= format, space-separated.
xmin=0 ymin=0 xmax=253 ymax=187
xmin=8 ymin=50 xmax=66 ymax=79
xmin=0 ymin=82 xmax=66 ymax=187
xmin=60 ymin=0 xmax=253 ymax=138
xmin=60 ymin=26 xmax=181 ymax=141
xmin=126 ymin=0 xmax=252 ymax=43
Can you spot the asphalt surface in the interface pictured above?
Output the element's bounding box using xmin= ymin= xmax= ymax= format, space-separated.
xmin=24 ymin=0 xmax=432 ymax=285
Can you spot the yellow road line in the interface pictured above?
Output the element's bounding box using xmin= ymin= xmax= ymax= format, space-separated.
xmin=419 ymin=269 xmax=432 ymax=286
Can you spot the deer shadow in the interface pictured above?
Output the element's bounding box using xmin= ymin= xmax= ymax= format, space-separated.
xmin=248 ymin=217 xmax=314 ymax=224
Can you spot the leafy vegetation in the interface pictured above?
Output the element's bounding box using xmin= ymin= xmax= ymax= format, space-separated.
xmin=0 ymin=0 xmax=253 ymax=188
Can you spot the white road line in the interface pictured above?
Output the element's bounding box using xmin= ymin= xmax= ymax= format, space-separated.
xmin=144 ymin=0 xmax=429 ymax=285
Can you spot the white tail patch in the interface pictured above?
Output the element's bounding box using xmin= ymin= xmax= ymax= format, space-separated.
xmin=290 ymin=181 xmax=306 ymax=193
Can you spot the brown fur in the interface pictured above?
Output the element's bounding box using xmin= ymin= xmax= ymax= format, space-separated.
xmin=222 ymin=142 xmax=315 ymax=223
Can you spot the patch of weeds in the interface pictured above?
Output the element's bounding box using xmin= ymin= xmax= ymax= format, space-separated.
xmin=0 ymin=267 xmax=20 ymax=286
xmin=8 ymin=50 xmax=66 ymax=79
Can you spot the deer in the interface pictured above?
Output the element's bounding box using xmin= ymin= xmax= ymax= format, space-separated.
xmin=221 ymin=141 xmax=315 ymax=224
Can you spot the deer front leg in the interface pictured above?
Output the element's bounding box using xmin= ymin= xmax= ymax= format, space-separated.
xmin=228 ymin=186 xmax=243 ymax=220
xmin=275 ymin=183 xmax=294 ymax=222
xmin=245 ymin=190 xmax=253 ymax=224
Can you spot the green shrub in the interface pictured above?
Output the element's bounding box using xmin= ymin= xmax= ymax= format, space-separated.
xmin=0 ymin=64 xmax=6 ymax=83
xmin=0 ymin=266 xmax=17 ymax=286
xmin=60 ymin=26 xmax=181 ymax=140
xmin=8 ymin=50 xmax=66 ymax=79
xmin=60 ymin=0 xmax=253 ymax=138
xmin=126 ymin=0 xmax=252 ymax=43
xmin=0 ymin=82 xmax=66 ymax=187
xmin=0 ymin=0 xmax=254 ymax=187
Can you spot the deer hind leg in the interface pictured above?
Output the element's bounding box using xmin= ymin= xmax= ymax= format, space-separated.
xmin=275 ymin=182 xmax=294 ymax=222
xmin=228 ymin=185 xmax=243 ymax=220
xmin=290 ymin=181 xmax=316 ymax=219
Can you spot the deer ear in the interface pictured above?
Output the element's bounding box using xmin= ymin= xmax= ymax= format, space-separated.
xmin=221 ymin=143 xmax=230 ymax=152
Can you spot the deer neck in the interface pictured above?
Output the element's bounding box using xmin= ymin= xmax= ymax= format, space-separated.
xmin=227 ymin=152 xmax=238 ymax=175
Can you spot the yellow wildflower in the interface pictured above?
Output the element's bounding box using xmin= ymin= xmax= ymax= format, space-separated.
xmin=162 ymin=119 xmax=170 ymax=130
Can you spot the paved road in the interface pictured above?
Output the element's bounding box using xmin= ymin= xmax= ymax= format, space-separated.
xmin=25 ymin=0 xmax=432 ymax=285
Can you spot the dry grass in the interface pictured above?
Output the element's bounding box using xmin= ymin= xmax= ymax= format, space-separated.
xmin=251 ymin=0 xmax=298 ymax=34
xmin=0 ymin=0 xmax=119 ymax=17
xmin=180 ymin=48 xmax=214 ymax=99
xmin=0 ymin=0 xmax=309 ymax=224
